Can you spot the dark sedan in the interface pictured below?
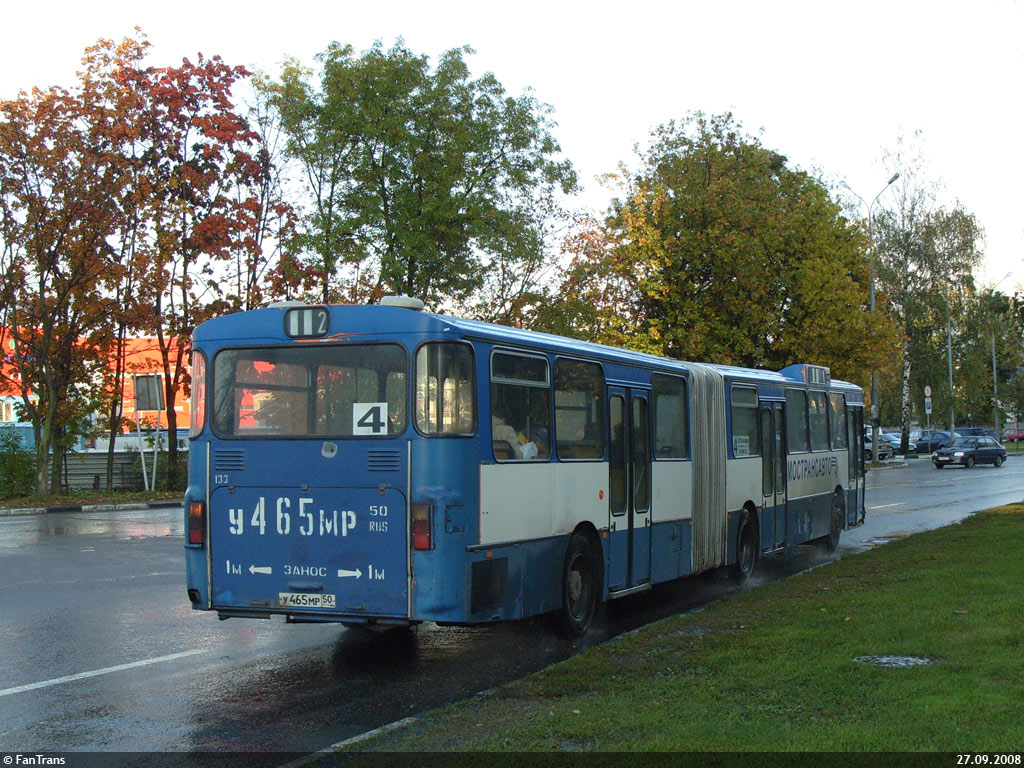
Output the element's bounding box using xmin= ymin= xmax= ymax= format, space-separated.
xmin=880 ymin=431 xmax=914 ymax=454
xmin=911 ymin=429 xmax=952 ymax=453
xmin=932 ymin=436 xmax=1007 ymax=469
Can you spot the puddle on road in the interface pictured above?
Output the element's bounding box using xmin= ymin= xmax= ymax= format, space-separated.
xmin=854 ymin=655 xmax=940 ymax=668
xmin=864 ymin=533 xmax=910 ymax=548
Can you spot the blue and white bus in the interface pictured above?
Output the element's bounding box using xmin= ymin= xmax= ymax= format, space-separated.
xmin=184 ymin=297 xmax=865 ymax=635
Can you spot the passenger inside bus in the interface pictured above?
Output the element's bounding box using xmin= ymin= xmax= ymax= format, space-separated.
xmin=492 ymin=411 xmax=523 ymax=459
xmin=494 ymin=410 xmax=551 ymax=461
xmin=529 ymin=427 xmax=550 ymax=459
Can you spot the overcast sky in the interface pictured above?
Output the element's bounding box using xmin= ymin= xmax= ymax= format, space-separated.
xmin=4 ymin=0 xmax=1022 ymax=291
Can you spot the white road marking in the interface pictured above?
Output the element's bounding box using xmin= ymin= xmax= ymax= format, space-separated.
xmin=276 ymin=716 xmax=421 ymax=768
xmin=0 ymin=649 xmax=207 ymax=698
xmin=868 ymin=503 xmax=903 ymax=510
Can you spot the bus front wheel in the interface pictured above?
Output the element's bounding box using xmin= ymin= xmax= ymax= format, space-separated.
xmin=558 ymin=532 xmax=598 ymax=637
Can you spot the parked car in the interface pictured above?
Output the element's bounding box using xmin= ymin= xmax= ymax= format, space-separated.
xmin=879 ymin=431 xmax=913 ymax=454
xmin=910 ymin=429 xmax=952 ymax=453
xmin=1003 ymin=428 xmax=1024 ymax=443
xmin=864 ymin=434 xmax=894 ymax=461
xmin=931 ymin=436 xmax=1007 ymax=469
xmin=956 ymin=427 xmax=997 ymax=439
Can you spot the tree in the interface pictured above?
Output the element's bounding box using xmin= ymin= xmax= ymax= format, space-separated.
xmin=231 ymin=90 xmax=297 ymax=311
xmin=0 ymin=71 xmax=129 ymax=493
xmin=549 ymin=112 xmax=890 ymax=381
xmin=1 ymin=32 xmax=286 ymax=493
xmin=999 ymin=295 xmax=1024 ymax=431
xmin=874 ymin=173 xmax=983 ymax=443
xmin=124 ymin=51 xmax=264 ymax=490
xmin=531 ymin=213 xmax=660 ymax=351
xmin=957 ymin=288 xmax=1021 ymax=432
xmin=77 ymin=34 xmax=158 ymax=490
xmin=255 ymin=40 xmax=577 ymax=307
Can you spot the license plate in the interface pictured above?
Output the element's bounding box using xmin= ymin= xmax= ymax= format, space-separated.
xmin=278 ymin=592 xmax=337 ymax=609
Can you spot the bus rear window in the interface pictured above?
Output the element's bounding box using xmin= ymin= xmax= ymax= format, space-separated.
xmin=212 ymin=344 xmax=407 ymax=438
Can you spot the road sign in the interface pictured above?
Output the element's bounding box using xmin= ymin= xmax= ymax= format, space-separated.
xmin=924 ymin=384 xmax=933 ymax=398
xmin=925 ymin=396 xmax=933 ymax=415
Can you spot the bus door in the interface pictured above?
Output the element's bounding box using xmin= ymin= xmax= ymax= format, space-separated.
xmin=760 ymin=402 xmax=788 ymax=549
xmin=607 ymin=388 xmax=652 ymax=591
xmin=848 ymin=407 xmax=865 ymax=525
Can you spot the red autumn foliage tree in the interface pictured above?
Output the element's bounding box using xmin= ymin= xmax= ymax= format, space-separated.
xmin=121 ymin=50 xmax=266 ymax=489
xmin=0 ymin=74 xmax=129 ymax=493
xmin=0 ymin=31 xmax=290 ymax=494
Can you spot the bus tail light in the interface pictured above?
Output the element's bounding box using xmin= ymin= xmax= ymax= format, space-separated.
xmin=411 ymin=504 xmax=432 ymax=550
xmin=188 ymin=500 xmax=205 ymax=545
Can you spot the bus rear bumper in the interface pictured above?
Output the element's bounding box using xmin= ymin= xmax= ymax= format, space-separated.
xmin=210 ymin=606 xmax=415 ymax=627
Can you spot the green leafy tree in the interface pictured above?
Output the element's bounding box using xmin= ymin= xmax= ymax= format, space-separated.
xmin=546 ymin=112 xmax=890 ymax=382
xmin=957 ymin=289 xmax=1021 ymax=432
xmin=531 ymin=213 xmax=660 ymax=351
xmin=875 ymin=187 xmax=983 ymax=441
xmin=0 ymin=427 xmax=35 ymax=498
xmin=255 ymin=40 xmax=577 ymax=307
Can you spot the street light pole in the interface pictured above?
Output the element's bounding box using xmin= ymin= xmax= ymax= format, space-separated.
xmin=841 ymin=172 xmax=900 ymax=463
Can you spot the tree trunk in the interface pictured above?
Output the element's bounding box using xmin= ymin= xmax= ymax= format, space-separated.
xmin=106 ymin=329 xmax=128 ymax=490
xmin=36 ymin=396 xmax=60 ymax=496
xmin=50 ymin=431 xmax=63 ymax=497
xmin=899 ymin=333 xmax=913 ymax=453
xmin=165 ymin=404 xmax=179 ymax=490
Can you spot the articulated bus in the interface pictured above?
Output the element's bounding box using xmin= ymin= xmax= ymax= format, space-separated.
xmin=184 ymin=298 xmax=865 ymax=635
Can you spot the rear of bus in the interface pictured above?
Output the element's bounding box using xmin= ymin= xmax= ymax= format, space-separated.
xmin=184 ymin=302 xmax=476 ymax=627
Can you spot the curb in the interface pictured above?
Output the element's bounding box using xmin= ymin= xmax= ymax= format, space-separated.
xmin=0 ymin=500 xmax=181 ymax=518
xmin=867 ymin=461 xmax=910 ymax=470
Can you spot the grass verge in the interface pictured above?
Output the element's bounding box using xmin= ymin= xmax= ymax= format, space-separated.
xmin=341 ymin=506 xmax=1024 ymax=754
xmin=0 ymin=488 xmax=181 ymax=510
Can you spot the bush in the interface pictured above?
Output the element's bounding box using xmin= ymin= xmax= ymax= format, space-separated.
xmin=0 ymin=428 xmax=36 ymax=499
xmin=130 ymin=449 xmax=187 ymax=494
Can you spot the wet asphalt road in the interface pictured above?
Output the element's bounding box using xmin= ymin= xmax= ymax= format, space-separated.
xmin=0 ymin=455 xmax=1021 ymax=761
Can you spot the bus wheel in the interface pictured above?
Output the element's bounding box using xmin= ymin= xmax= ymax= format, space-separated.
xmin=728 ymin=512 xmax=757 ymax=583
xmin=823 ymin=492 xmax=844 ymax=552
xmin=559 ymin=533 xmax=598 ymax=637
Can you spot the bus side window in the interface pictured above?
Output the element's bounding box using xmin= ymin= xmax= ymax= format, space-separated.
xmin=491 ymin=351 xmax=550 ymax=462
xmin=830 ymin=393 xmax=848 ymax=450
xmin=808 ymin=391 xmax=829 ymax=451
xmin=554 ymin=359 xmax=605 ymax=460
xmin=652 ymin=373 xmax=688 ymax=459
xmin=415 ymin=343 xmax=475 ymax=436
xmin=786 ymin=389 xmax=809 ymax=453
xmin=729 ymin=385 xmax=759 ymax=458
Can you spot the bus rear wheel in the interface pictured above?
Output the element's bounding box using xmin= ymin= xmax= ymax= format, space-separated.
xmin=728 ymin=512 xmax=758 ymax=583
xmin=823 ymin=492 xmax=844 ymax=553
xmin=558 ymin=532 xmax=598 ymax=637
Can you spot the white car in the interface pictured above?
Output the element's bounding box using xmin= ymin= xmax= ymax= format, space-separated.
xmin=863 ymin=434 xmax=894 ymax=461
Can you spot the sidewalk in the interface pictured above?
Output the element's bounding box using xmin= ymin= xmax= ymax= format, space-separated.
xmin=0 ymin=499 xmax=182 ymax=517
